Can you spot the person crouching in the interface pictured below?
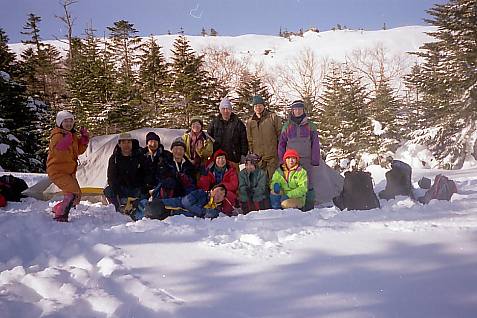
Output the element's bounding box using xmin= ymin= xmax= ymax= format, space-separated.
xmin=270 ymin=149 xmax=308 ymax=209
xmin=238 ymin=153 xmax=270 ymax=214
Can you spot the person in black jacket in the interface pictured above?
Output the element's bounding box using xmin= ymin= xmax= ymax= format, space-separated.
xmin=207 ymin=97 xmax=248 ymax=170
xmin=150 ymin=138 xmax=196 ymax=199
xmin=104 ymin=133 xmax=145 ymax=212
xmin=140 ymin=131 xmax=173 ymax=193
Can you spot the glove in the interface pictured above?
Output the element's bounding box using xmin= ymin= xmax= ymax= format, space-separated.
xmin=56 ymin=132 xmax=73 ymax=150
xmin=273 ymin=183 xmax=281 ymax=194
xmin=79 ymin=127 xmax=89 ymax=145
xmin=80 ymin=127 xmax=89 ymax=138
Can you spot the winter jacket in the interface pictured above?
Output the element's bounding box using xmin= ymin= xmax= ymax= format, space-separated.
xmin=207 ymin=112 xmax=248 ymax=163
xmin=47 ymin=127 xmax=88 ymax=178
xmin=246 ymin=109 xmax=282 ymax=160
xmin=161 ymin=189 xmax=223 ymax=218
xmin=168 ymin=157 xmax=197 ymax=197
xmin=182 ymin=130 xmax=214 ymax=168
xmin=198 ymin=150 xmax=239 ymax=215
xmin=270 ymin=164 xmax=308 ymax=206
xmin=47 ymin=127 xmax=88 ymax=194
xmin=278 ymin=115 xmax=320 ymax=167
xmin=107 ymin=140 xmax=145 ymax=195
xmin=238 ymin=168 xmax=268 ymax=203
xmin=140 ymin=145 xmax=173 ymax=191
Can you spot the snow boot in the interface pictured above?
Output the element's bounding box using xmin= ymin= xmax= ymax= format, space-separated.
xmin=53 ymin=193 xmax=77 ymax=222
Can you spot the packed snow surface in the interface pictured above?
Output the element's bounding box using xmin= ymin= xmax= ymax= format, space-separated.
xmin=1 ymin=165 xmax=476 ymax=317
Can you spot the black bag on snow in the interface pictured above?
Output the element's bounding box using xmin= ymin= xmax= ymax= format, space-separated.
xmin=418 ymin=174 xmax=457 ymax=204
xmin=0 ymin=175 xmax=28 ymax=202
xmin=379 ymin=160 xmax=413 ymax=200
xmin=333 ymin=170 xmax=380 ymax=211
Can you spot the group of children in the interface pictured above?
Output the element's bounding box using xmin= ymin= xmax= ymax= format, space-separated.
xmin=47 ymin=110 xmax=310 ymax=222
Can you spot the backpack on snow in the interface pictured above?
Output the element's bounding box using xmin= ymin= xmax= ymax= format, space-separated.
xmin=333 ymin=170 xmax=380 ymax=211
xmin=418 ymin=174 xmax=457 ymax=204
xmin=0 ymin=175 xmax=28 ymax=202
xmin=379 ymin=160 xmax=413 ymax=200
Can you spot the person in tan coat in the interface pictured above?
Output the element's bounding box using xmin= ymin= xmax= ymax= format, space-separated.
xmin=246 ymin=96 xmax=282 ymax=179
xmin=46 ymin=110 xmax=89 ymax=222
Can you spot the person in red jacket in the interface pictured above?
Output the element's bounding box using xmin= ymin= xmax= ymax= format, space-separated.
xmin=198 ymin=149 xmax=238 ymax=215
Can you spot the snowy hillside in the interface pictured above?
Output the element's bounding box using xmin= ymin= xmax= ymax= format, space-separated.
xmin=1 ymin=163 xmax=477 ymax=317
xmin=8 ymin=25 xmax=435 ymax=84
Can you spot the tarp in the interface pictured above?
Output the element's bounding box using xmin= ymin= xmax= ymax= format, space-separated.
xmin=24 ymin=128 xmax=184 ymax=201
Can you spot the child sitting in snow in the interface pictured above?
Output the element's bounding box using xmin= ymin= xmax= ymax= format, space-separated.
xmin=270 ymin=149 xmax=308 ymax=210
xmin=238 ymin=153 xmax=270 ymax=214
xmin=144 ymin=184 xmax=228 ymax=220
xmin=46 ymin=110 xmax=89 ymax=222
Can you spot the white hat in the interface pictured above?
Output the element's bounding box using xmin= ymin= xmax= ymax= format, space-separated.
xmin=56 ymin=110 xmax=74 ymax=128
xmin=219 ymin=97 xmax=232 ymax=110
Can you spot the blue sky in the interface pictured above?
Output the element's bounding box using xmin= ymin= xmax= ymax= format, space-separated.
xmin=2 ymin=0 xmax=446 ymax=43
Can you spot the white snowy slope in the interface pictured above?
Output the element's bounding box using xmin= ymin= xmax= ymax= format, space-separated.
xmin=1 ymin=163 xmax=476 ymax=318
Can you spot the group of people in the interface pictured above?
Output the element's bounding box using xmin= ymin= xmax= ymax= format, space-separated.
xmin=46 ymin=96 xmax=323 ymax=222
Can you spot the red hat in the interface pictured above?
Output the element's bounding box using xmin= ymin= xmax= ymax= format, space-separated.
xmin=283 ymin=149 xmax=300 ymax=161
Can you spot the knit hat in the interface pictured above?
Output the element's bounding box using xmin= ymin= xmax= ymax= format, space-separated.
xmin=170 ymin=138 xmax=186 ymax=150
xmin=190 ymin=117 xmax=204 ymax=128
xmin=146 ymin=132 xmax=160 ymax=144
xmin=118 ymin=133 xmax=132 ymax=141
xmin=252 ymin=95 xmax=265 ymax=106
xmin=290 ymin=100 xmax=305 ymax=109
xmin=244 ymin=153 xmax=261 ymax=165
xmin=219 ymin=97 xmax=232 ymax=110
xmin=283 ymin=148 xmax=300 ymax=161
xmin=56 ymin=110 xmax=74 ymax=128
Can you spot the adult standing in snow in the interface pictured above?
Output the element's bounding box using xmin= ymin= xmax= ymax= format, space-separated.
xmin=47 ymin=110 xmax=89 ymax=222
xmin=278 ymin=100 xmax=320 ymax=211
xmin=246 ymin=95 xmax=282 ymax=179
xmin=104 ymin=133 xmax=145 ymax=212
xmin=207 ymin=97 xmax=248 ymax=171
xmin=182 ymin=117 xmax=214 ymax=171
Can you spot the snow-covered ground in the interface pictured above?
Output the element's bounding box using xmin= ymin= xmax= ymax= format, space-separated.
xmin=1 ymin=164 xmax=477 ymax=318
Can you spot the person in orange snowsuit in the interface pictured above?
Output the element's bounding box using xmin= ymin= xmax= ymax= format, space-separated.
xmin=46 ymin=110 xmax=89 ymax=222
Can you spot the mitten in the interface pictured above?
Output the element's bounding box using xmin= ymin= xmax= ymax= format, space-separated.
xmin=273 ymin=183 xmax=281 ymax=194
xmin=56 ymin=133 xmax=73 ymax=150
xmin=79 ymin=127 xmax=89 ymax=145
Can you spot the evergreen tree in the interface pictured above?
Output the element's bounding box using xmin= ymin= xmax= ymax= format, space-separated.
xmin=65 ymin=27 xmax=114 ymax=135
xmin=406 ymin=0 xmax=477 ymax=168
xmin=0 ymin=28 xmax=16 ymax=75
xmin=0 ymin=72 xmax=45 ymax=172
xmin=19 ymin=13 xmax=63 ymax=105
xmin=106 ymin=20 xmax=143 ymax=131
xmin=369 ymin=78 xmax=401 ymax=155
xmin=168 ymin=34 xmax=216 ymax=128
xmin=319 ymin=65 xmax=376 ymax=167
xmin=236 ymin=72 xmax=272 ymax=121
xmin=138 ymin=36 xmax=170 ymax=126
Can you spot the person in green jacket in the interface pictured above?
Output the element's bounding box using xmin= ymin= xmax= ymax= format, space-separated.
xmin=238 ymin=153 xmax=270 ymax=214
xmin=270 ymin=148 xmax=308 ymax=209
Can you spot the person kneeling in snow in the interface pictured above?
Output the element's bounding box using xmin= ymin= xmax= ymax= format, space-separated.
xmin=145 ymin=184 xmax=227 ymax=220
xmin=270 ymin=149 xmax=308 ymax=210
xmin=47 ymin=110 xmax=89 ymax=222
xmin=238 ymin=153 xmax=270 ymax=214
xmin=104 ymin=133 xmax=146 ymax=214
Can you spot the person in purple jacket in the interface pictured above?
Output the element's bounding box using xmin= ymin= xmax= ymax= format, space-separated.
xmin=278 ymin=100 xmax=320 ymax=211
